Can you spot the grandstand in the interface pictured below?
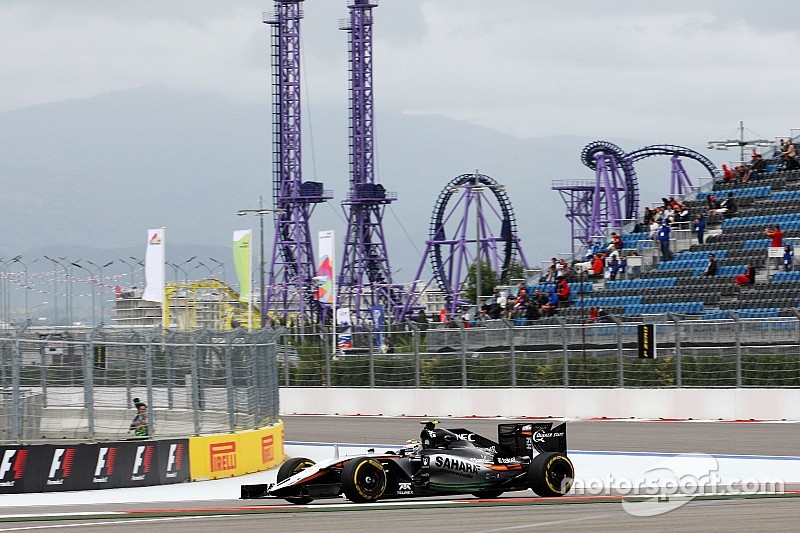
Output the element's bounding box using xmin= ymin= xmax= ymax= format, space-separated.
xmin=537 ymin=156 xmax=800 ymax=323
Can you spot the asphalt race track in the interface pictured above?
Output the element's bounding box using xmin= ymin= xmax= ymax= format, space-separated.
xmin=0 ymin=416 xmax=798 ymax=532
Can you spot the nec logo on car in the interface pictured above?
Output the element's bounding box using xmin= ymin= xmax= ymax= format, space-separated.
xmin=210 ymin=442 xmax=237 ymax=472
xmin=0 ymin=450 xmax=28 ymax=487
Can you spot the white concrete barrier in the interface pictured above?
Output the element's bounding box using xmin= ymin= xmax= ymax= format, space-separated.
xmin=280 ymin=388 xmax=800 ymax=421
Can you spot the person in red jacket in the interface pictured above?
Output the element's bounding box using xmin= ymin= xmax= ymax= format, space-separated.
xmin=766 ymin=224 xmax=784 ymax=248
xmin=557 ymin=279 xmax=571 ymax=302
xmin=590 ymin=253 xmax=605 ymax=279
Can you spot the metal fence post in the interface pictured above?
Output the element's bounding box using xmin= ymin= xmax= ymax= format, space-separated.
xmin=11 ymin=330 xmax=21 ymax=443
xmin=668 ymin=314 xmax=682 ymax=387
xmin=368 ymin=323 xmax=376 ymax=388
xmin=145 ymin=335 xmax=155 ymax=437
xmin=609 ymin=315 xmax=624 ymax=387
xmin=85 ymin=330 xmax=97 ymax=441
xmin=456 ymin=321 xmax=468 ymax=388
xmin=226 ymin=338 xmax=236 ymax=432
xmin=39 ymin=342 xmax=48 ymax=407
xmin=190 ymin=339 xmax=201 ymax=435
xmin=323 ymin=325 xmax=331 ymax=388
xmin=502 ymin=319 xmax=516 ymax=388
xmin=727 ymin=311 xmax=742 ymax=387
xmin=282 ymin=333 xmax=290 ymax=387
xmin=407 ymin=322 xmax=420 ymax=388
xmin=558 ymin=318 xmax=569 ymax=387
xmin=166 ymin=343 xmax=174 ymax=409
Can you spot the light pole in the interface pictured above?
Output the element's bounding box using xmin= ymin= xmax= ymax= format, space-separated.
xmin=707 ymin=120 xmax=772 ymax=164
xmin=238 ymin=196 xmax=284 ymax=328
xmin=43 ymin=255 xmax=61 ymax=326
xmin=0 ymin=256 xmax=21 ymax=327
xmin=119 ymin=258 xmax=136 ymax=289
xmin=71 ymin=261 xmax=96 ymax=326
xmin=195 ymin=262 xmax=213 ymax=278
xmin=208 ymin=257 xmax=226 ymax=283
xmin=11 ymin=257 xmax=38 ymax=321
xmin=29 ymin=301 xmax=48 ymax=321
xmin=59 ymin=257 xmax=76 ymax=328
xmin=87 ymin=260 xmax=113 ymax=324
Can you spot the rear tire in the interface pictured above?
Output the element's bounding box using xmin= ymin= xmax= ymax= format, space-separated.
xmin=278 ymin=457 xmax=316 ymax=504
xmin=341 ymin=457 xmax=387 ymax=503
xmin=528 ymin=452 xmax=574 ymax=497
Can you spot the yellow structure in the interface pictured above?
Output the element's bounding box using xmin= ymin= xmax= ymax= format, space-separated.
xmin=162 ymin=279 xmax=261 ymax=330
xmin=188 ymin=422 xmax=284 ymax=481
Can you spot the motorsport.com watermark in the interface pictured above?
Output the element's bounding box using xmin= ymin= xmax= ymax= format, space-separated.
xmin=566 ymin=454 xmax=786 ymax=517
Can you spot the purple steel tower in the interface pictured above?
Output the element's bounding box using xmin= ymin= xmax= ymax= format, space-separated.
xmin=338 ymin=0 xmax=399 ymax=322
xmin=264 ymin=1 xmax=331 ymax=325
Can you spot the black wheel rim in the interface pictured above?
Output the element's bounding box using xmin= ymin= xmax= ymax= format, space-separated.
xmin=548 ymin=458 xmax=573 ymax=493
xmin=357 ymin=463 xmax=384 ymax=496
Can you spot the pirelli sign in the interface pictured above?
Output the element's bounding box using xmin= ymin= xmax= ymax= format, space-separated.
xmin=637 ymin=324 xmax=656 ymax=359
xmin=189 ymin=424 xmax=284 ymax=481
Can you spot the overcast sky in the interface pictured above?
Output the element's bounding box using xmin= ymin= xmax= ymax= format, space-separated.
xmin=3 ymin=0 xmax=800 ymax=145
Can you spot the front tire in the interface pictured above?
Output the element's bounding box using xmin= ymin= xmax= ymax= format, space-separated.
xmin=341 ymin=457 xmax=387 ymax=503
xmin=528 ymin=452 xmax=574 ymax=497
xmin=277 ymin=457 xmax=316 ymax=504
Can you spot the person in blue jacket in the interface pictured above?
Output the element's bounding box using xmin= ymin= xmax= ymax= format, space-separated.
xmin=657 ymin=221 xmax=672 ymax=261
xmin=783 ymin=245 xmax=794 ymax=272
xmin=694 ymin=214 xmax=706 ymax=245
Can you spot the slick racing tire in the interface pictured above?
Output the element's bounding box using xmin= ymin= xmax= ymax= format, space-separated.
xmin=471 ymin=490 xmax=503 ymax=499
xmin=528 ymin=452 xmax=574 ymax=497
xmin=341 ymin=457 xmax=388 ymax=503
xmin=278 ymin=457 xmax=316 ymax=504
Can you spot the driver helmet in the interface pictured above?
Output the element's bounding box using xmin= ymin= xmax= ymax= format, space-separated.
xmin=402 ymin=438 xmax=422 ymax=455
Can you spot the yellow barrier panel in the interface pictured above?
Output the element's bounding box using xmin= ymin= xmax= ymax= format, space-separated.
xmin=189 ymin=422 xmax=284 ymax=481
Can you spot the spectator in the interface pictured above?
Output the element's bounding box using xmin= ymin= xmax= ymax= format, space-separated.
xmin=734 ymin=264 xmax=756 ymax=286
xmin=717 ymin=193 xmax=736 ymax=214
xmin=541 ymin=288 xmax=559 ymax=316
xmin=130 ymin=399 xmax=149 ymax=438
xmin=766 ymin=224 xmax=784 ymax=248
xmin=648 ymin=217 xmax=660 ymax=240
xmin=619 ymin=255 xmax=628 ymax=280
xmin=607 ymin=255 xmax=620 ymax=281
xmin=783 ymin=245 xmax=794 ymax=272
xmin=657 ymin=221 xmax=672 ymax=261
xmin=722 ymin=164 xmax=734 ymax=182
xmin=694 ymin=214 xmax=706 ymax=244
xmin=588 ymin=306 xmax=599 ymax=322
xmin=702 ymin=253 xmax=718 ymax=276
xmin=610 ymin=232 xmax=623 ymax=250
xmin=556 ymin=279 xmax=571 ymax=302
xmin=589 ymin=253 xmax=605 ymax=279
xmin=706 ymin=194 xmax=720 ymax=212
xmin=781 ymin=139 xmax=799 ymax=170
xmin=744 ymin=154 xmax=767 ymax=182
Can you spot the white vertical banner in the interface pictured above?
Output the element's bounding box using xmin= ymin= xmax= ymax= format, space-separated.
xmin=142 ymin=228 xmax=166 ymax=303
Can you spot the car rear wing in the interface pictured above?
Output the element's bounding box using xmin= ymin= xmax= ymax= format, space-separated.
xmin=498 ymin=422 xmax=567 ymax=456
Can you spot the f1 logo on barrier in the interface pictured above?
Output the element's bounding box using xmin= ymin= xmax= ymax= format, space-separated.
xmin=0 ymin=450 xmax=28 ymax=486
xmin=165 ymin=443 xmax=185 ymax=478
xmin=210 ymin=442 xmax=237 ymax=473
xmin=132 ymin=446 xmax=154 ymax=481
xmin=93 ymin=447 xmax=118 ymax=483
xmin=48 ymin=448 xmax=76 ymax=485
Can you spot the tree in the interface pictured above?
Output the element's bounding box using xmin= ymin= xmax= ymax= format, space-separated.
xmin=463 ymin=260 xmax=499 ymax=305
xmin=500 ymin=259 xmax=526 ymax=285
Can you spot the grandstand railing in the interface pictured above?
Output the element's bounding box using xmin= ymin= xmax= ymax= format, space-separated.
xmin=277 ymin=316 xmax=800 ymax=389
xmin=0 ymin=325 xmax=281 ymax=444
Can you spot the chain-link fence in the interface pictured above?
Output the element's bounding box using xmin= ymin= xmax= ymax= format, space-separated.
xmin=0 ymin=325 xmax=281 ymax=444
xmin=277 ymin=315 xmax=800 ymax=389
